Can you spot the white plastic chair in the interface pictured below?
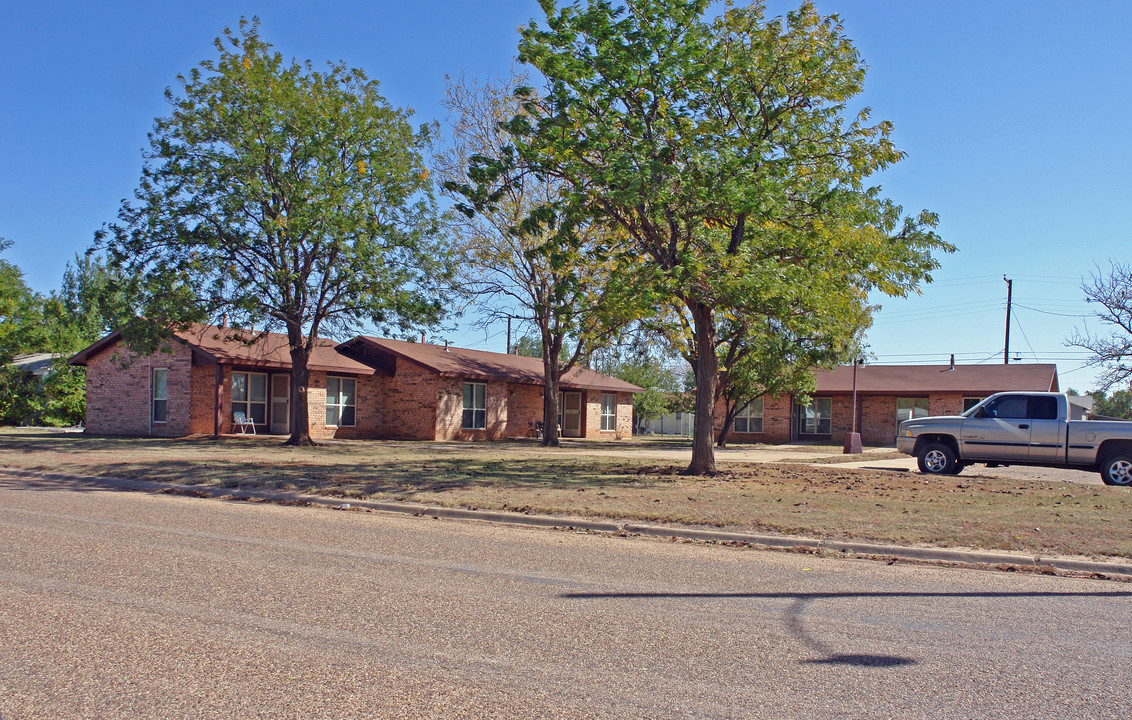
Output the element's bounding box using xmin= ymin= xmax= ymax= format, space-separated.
xmin=233 ymin=411 xmax=256 ymax=435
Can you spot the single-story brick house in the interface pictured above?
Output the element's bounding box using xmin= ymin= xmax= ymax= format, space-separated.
xmin=716 ymin=363 xmax=1061 ymax=445
xmin=69 ymin=325 xmax=641 ymax=441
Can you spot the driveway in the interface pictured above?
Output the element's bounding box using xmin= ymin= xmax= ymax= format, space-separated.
xmin=1 ymin=474 xmax=1128 ymax=719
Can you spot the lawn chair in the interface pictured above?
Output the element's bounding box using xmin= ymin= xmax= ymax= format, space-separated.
xmin=233 ymin=411 xmax=256 ymax=435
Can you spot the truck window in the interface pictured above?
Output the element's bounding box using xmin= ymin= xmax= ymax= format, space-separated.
xmin=985 ymin=395 xmax=1028 ymax=419
xmin=1029 ymin=396 xmax=1058 ymax=420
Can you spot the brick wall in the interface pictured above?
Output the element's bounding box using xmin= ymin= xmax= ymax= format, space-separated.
xmin=306 ymin=371 xmax=383 ymax=440
xmin=85 ymin=340 xmax=636 ymax=443
xmin=83 ymin=340 xmax=194 ymax=437
xmin=441 ymin=378 xmax=544 ymax=441
xmin=505 ymin=383 xmax=543 ymax=438
xmin=189 ymin=364 xmax=218 ymax=435
xmin=581 ymin=391 xmax=633 ymax=440
xmin=713 ymin=394 xmax=793 ymax=444
xmin=382 ymin=360 xmax=442 ymax=439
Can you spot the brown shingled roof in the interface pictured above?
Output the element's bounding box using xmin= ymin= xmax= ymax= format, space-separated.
xmin=812 ymin=363 xmax=1059 ymax=395
xmin=340 ymin=336 xmax=643 ymax=393
xmin=70 ymin=324 xmax=375 ymax=375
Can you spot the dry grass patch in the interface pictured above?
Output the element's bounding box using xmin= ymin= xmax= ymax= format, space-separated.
xmin=2 ymin=431 xmax=1128 ymax=561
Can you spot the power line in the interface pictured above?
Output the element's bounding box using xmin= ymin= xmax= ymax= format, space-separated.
xmin=1012 ymin=303 xmax=1091 ymax=319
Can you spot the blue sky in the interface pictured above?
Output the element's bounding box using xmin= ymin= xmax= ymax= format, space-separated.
xmin=2 ymin=1 xmax=1129 ymax=390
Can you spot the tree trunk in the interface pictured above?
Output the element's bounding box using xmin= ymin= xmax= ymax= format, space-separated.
xmin=717 ymin=400 xmax=737 ymax=448
xmin=286 ymin=339 xmax=316 ymax=447
xmin=686 ymin=302 xmax=718 ymax=475
xmin=542 ymin=356 xmax=561 ymax=447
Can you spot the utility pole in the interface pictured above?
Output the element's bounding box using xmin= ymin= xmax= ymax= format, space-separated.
xmin=506 ymin=316 xmax=512 ymax=354
xmin=1003 ymin=275 xmax=1013 ymax=364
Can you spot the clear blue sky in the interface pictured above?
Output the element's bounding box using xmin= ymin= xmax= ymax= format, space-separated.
xmin=2 ymin=1 xmax=1129 ymax=390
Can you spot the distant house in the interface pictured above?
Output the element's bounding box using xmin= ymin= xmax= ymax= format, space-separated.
xmin=68 ymin=325 xmax=640 ymax=441
xmin=715 ymin=363 xmax=1061 ymax=445
xmin=8 ymin=353 xmax=65 ymax=379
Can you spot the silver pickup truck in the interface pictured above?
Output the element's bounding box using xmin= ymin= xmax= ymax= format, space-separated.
xmin=897 ymin=392 xmax=1132 ymax=485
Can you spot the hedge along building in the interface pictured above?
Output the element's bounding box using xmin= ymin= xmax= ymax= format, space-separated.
xmin=69 ymin=325 xmax=641 ymax=441
xmin=716 ymin=363 xmax=1061 ymax=446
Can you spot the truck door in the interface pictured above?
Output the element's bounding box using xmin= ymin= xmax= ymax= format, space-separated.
xmin=960 ymin=394 xmax=1031 ymax=462
xmin=1026 ymin=396 xmax=1064 ymax=461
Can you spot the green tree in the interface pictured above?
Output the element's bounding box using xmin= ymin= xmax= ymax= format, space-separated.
xmin=99 ymin=19 xmax=451 ymax=445
xmin=1070 ymin=261 xmax=1132 ymax=389
xmin=0 ymin=239 xmax=47 ymax=361
xmin=610 ymin=352 xmax=684 ymax=434
xmin=1092 ymin=387 xmax=1132 ymax=420
xmin=495 ymin=0 xmax=950 ymax=473
xmin=40 ymin=254 xmax=134 ymax=353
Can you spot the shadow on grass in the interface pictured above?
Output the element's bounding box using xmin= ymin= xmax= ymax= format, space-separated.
xmin=1 ymin=432 xmax=676 ymax=495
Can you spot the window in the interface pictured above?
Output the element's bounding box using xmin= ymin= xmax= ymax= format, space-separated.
xmin=152 ymin=368 xmax=168 ymax=423
xmin=963 ymin=397 xmax=984 ymax=413
xmin=1030 ymin=396 xmax=1058 ymax=420
xmin=896 ymin=398 xmax=930 ymax=429
xmin=983 ymin=394 xmax=1028 ymax=419
xmin=801 ymin=398 xmax=832 ymax=435
xmin=734 ymin=397 xmax=764 ymax=433
xmin=232 ymin=371 xmax=267 ymax=425
xmin=600 ymin=393 xmax=616 ymax=431
xmin=463 ymin=382 xmax=486 ymax=429
xmin=326 ymin=376 xmax=356 ymax=427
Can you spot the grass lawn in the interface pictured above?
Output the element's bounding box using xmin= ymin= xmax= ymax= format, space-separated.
xmin=2 ymin=430 xmax=1129 ymax=561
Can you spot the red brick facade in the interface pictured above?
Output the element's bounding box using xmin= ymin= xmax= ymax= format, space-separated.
xmin=715 ymin=391 xmax=986 ymax=445
xmin=84 ymin=340 xmax=196 ymax=437
xmin=78 ymin=336 xmax=634 ymax=441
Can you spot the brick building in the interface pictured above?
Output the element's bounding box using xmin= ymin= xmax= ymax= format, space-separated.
xmin=716 ymin=363 xmax=1061 ymax=445
xmin=69 ymin=325 xmax=640 ymax=441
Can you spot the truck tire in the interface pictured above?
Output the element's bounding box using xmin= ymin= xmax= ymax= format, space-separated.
xmin=1099 ymin=453 xmax=1132 ymax=486
xmin=918 ymin=442 xmax=958 ymax=475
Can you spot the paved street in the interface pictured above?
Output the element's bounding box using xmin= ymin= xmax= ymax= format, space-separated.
xmin=1 ymin=473 xmax=1129 ymax=719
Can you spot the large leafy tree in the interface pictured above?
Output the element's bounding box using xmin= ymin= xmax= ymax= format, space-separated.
xmin=1070 ymin=261 xmax=1132 ymax=390
xmin=496 ymin=0 xmax=950 ymax=473
xmin=438 ymin=72 xmax=631 ymax=446
xmin=0 ymin=239 xmax=47 ymax=362
xmin=100 ymin=19 xmax=450 ymax=445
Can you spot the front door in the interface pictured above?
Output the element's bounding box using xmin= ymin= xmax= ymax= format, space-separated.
xmin=270 ymin=374 xmax=290 ymax=435
xmin=560 ymin=392 xmax=582 ymax=437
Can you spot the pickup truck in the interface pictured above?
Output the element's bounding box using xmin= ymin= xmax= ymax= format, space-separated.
xmin=896 ymin=392 xmax=1132 ymax=485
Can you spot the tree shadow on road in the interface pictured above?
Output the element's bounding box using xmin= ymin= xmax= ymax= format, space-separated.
xmin=561 ymin=589 xmax=1132 ymax=667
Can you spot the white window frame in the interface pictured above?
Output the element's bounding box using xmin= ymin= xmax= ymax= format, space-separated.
xmin=802 ymin=398 xmax=832 ymax=435
xmin=734 ymin=397 xmax=763 ymax=433
xmin=463 ymin=382 xmax=487 ymax=430
xmin=600 ymin=393 xmax=617 ymax=431
xmin=232 ymin=371 xmax=268 ymax=426
xmin=152 ymin=368 xmax=168 ymax=424
xmin=896 ymin=397 xmax=930 ymax=427
xmin=325 ymin=376 xmax=357 ymax=427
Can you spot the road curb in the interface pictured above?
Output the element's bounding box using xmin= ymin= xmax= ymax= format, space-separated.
xmin=5 ymin=467 xmax=1130 ymax=577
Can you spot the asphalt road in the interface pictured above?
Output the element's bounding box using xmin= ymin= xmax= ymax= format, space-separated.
xmin=1 ymin=474 xmax=1129 ymax=719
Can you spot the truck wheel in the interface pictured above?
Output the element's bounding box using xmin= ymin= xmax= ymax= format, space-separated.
xmin=1099 ymin=454 xmax=1132 ymax=486
xmin=918 ymin=442 xmax=957 ymax=475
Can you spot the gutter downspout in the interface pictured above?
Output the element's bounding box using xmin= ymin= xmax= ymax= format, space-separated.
xmin=214 ymin=364 xmax=223 ymax=436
